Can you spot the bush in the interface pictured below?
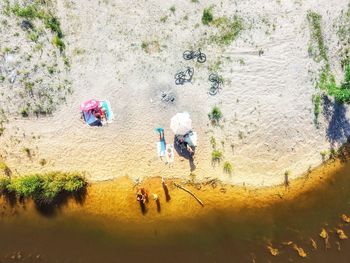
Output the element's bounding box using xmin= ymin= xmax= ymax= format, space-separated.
xmin=208 ymin=106 xmax=223 ymax=124
xmin=212 ymin=150 xmax=223 ymax=162
xmin=8 ymin=175 xmax=43 ymax=199
xmin=0 ymin=177 xmax=11 ymax=194
xmin=223 ymin=161 xmax=233 ymax=175
xmin=53 ymin=35 xmax=65 ymax=51
xmin=202 ymin=7 xmax=214 ymax=25
xmin=6 ymin=172 xmax=87 ymax=204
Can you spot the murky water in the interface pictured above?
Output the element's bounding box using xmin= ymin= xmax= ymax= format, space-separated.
xmin=1 ymin=160 xmax=350 ymax=263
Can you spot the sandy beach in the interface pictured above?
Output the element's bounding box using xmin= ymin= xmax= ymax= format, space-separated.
xmin=0 ymin=0 xmax=350 ymax=187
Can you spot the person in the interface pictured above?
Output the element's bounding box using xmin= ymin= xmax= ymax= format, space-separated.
xmin=136 ymin=188 xmax=148 ymax=204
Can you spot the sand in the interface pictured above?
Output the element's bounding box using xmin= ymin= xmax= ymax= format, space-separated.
xmin=0 ymin=0 xmax=349 ymax=187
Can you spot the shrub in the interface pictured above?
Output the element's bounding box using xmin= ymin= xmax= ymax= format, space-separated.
xmin=212 ymin=150 xmax=223 ymax=162
xmin=202 ymin=7 xmax=214 ymax=25
xmin=223 ymin=161 xmax=233 ymax=175
xmin=44 ymin=16 xmax=63 ymax=38
xmin=208 ymin=106 xmax=223 ymax=124
xmin=0 ymin=177 xmax=11 ymax=194
xmin=6 ymin=172 xmax=87 ymax=204
xmin=312 ymin=93 xmax=321 ymax=121
xmin=7 ymin=175 xmax=43 ymax=199
xmin=52 ymin=35 xmax=65 ymax=51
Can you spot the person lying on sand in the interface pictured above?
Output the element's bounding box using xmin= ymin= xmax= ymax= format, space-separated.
xmin=136 ymin=188 xmax=148 ymax=204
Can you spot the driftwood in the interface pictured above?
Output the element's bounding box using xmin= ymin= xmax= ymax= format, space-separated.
xmin=174 ymin=182 xmax=204 ymax=207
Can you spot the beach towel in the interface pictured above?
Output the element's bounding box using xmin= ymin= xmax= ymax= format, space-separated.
xmin=157 ymin=140 xmax=166 ymax=157
xmin=165 ymin=144 xmax=174 ymax=163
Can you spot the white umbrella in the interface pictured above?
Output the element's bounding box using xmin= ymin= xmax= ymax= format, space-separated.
xmin=170 ymin=112 xmax=192 ymax=135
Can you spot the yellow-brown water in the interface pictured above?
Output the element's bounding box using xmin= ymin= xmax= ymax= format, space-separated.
xmin=1 ymin=159 xmax=350 ymax=262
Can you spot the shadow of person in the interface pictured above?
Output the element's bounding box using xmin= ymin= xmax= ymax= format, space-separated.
xmin=173 ymin=137 xmax=196 ymax=172
xmin=156 ymin=199 xmax=161 ymax=213
xmin=162 ymin=179 xmax=171 ymax=202
xmin=139 ymin=201 xmax=147 ymax=215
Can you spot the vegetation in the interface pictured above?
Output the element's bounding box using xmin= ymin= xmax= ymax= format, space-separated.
xmin=4 ymin=172 xmax=87 ymax=204
xmin=208 ymin=106 xmax=223 ymax=124
xmin=11 ymin=2 xmax=65 ymax=52
xmin=212 ymin=16 xmax=244 ymax=45
xmin=169 ymin=6 xmax=176 ymax=14
xmin=202 ymin=7 xmax=214 ymax=25
xmin=210 ymin=136 xmax=217 ymax=148
xmin=312 ymin=93 xmax=321 ymax=122
xmin=307 ymin=11 xmax=328 ymax=62
xmin=211 ymin=150 xmax=223 ymax=162
xmin=223 ymin=161 xmax=233 ymax=175
xmin=307 ymin=9 xmax=350 ymax=116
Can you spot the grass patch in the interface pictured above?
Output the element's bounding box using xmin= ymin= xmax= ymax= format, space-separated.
xmin=6 ymin=172 xmax=87 ymax=204
xmin=202 ymin=7 xmax=214 ymax=25
xmin=307 ymin=10 xmax=350 ymax=106
xmin=11 ymin=3 xmax=65 ymax=52
xmin=312 ymin=93 xmax=321 ymax=122
xmin=208 ymin=106 xmax=223 ymax=125
xmin=210 ymin=136 xmax=217 ymax=149
xmin=223 ymin=161 xmax=233 ymax=175
xmin=212 ymin=16 xmax=243 ymax=45
xmin=212 ymin=150 xmax=223 ymax=163
xmin=307 ymin=11 xmax=328 ymax=62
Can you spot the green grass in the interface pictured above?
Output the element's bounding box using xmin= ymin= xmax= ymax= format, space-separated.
xmin=211 ymin=150 xmax=223 ymax=162
xmin=202 ymin=7 xmax=214 ymax=25
xmin=208 ymin=106 xmax=223 ymax=124
xmin=312 ymin=93 xmax=321 ymax=122
xmin=6 ymin=172 xmax=87 ymax=204
xmin=223 ymin=161 xmax=233 ymax=175
xmin=307 ymin=10 xmax=350 ymax=104
xmin=11 ymin=3 xmax=65 ymax=52
xmin=210 ymin=136 xmax=217 ymax=149
xmin=212 ymin=16 xmax=243 ymax=45
xmin=169 ymin=6 xmax=176 ymax=13
xmin=52 ymin=35 xmax=65 ymax=51
xmin=307 ymin=11 xmax=328 ymax=62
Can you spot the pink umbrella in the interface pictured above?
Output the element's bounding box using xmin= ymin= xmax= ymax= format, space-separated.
xmin=80 ymin=99 xmax=99 ymax=111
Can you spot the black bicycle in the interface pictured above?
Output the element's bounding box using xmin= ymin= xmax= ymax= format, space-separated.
xmin=208 ymin=73 xmax=223 ymax=95
xmin=175 ymin=67 xmax=194 ymax=85
xmin=183 ymin=48 xmax=206 ymax=63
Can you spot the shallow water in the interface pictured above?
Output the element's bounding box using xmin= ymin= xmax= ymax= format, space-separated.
xmin=1 ymin=160 xmax=350 ymax=262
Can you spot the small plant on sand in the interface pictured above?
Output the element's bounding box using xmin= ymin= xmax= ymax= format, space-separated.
xmin=212 ymin=149 xmax=223 ymax=163
xmin=320 ymin=150 xmax=328 ymax=161
xmin=210 ymin=136 xmax=217 ymax=148
xmin=160 ymin=15 xmax=168 ymax=23
xmin=39 ymin=158 xmax=47 ymax=166
xmin=22 ymin=147 xmax=31 ymax=158
xmin=0 ymin=177 xmax=11 ymax=194
xmin=52 ymin=35 xmax=65 ymax=51
xmin=223 ymin=161 xmax=233 ymax=175
xmin=169 ymin=6 xmax=176 ymax=14
xmin=202 ymin=7 xmax=214 ymax=25
xmin=208 ymin=106 xmax=223 ymax=125
xmin=20 ymin=107 xmax=29 ymax=117
xmin=312 ymin=93 xmax=321 ymax=123
xmin=0 ymin=162 xmax=11 ymax=177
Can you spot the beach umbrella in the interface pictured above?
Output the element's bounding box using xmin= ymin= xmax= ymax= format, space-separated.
xmin=80 ymin=99 xmax=99 ymax=111
xmin=170 ymin=112 xmax=192 ymax=135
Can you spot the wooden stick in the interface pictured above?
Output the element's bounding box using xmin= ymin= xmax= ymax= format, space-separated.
xmin=174 ymin=182 xmax=204 ymax=207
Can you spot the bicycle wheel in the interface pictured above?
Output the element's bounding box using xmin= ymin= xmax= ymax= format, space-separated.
xmin=183 ymin=50 xmax=193 ymax=60
xmin=197 ymin=53 xmax=206 ymax=63
xmin=175 ymin=72 xmax=184 ymax=79
xmin=208 ymin=85 xmax=218 ymax=96
xmin=209 ymin=73 xmax=219 ymax=82
xmin=175 ymin=78 xmax=185 ymax=85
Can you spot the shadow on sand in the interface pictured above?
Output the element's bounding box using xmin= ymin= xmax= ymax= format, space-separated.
xmin=173 ymin=137 xmax=196 ymax=172
xmin=322 ymin=95 xmax=350 ymax=148
xmin=1 ymin=187 xmax=87 ymax=217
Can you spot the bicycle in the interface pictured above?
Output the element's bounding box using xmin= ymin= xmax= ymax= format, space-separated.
xmin=174 ymin=67 xmax=194 ymax=85
xmin=208 ymin=73 xmax=223 ymax=95
xmin=183 ymin=48 xmax=206 ymax=63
